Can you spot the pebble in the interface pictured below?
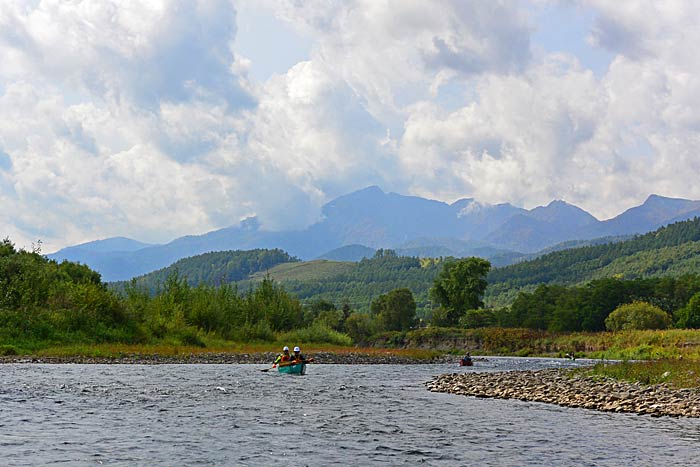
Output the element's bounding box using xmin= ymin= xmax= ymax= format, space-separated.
xmin=426 ymin=369 xmax=700 ymax=418
xmin=0 ymin=351 xmax=451 ymax=365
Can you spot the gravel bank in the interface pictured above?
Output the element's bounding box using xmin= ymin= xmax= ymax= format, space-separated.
xmin=427 ymin=368 xmax=700 ymax=418
xmin=0 ymin=351 xmax=453 ymax=365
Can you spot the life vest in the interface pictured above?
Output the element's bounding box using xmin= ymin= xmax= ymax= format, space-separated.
xmin=275 ymin=353 xmax=291 ymax=364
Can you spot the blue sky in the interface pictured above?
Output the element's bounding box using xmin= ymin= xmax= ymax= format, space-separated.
xmin=1 ymin=0 xmax=699 ymax=252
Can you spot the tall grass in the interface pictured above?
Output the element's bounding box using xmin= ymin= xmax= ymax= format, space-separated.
xmin=277 ymin=322 xmax=353 ymax=347
xmin=579 ymin=359 xmax=700 ymax=388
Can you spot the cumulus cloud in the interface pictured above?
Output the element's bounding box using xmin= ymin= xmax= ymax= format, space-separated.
xmin=2 ymin=0 xmax=700 ymax=251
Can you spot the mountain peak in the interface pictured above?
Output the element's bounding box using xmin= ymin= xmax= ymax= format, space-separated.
xmin=352 ymin=185 xmax=385 ymax=196
xmin=643 ymin=194 xmax=687 ymax=205
xmin=528 ymin=200 xmax=598 ymax=226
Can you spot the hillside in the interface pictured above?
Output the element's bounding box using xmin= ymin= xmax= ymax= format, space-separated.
xmin=486 ymin=217 xmax=700 ymax=304
xmin=49 ymin=186 xmax=700 ymax=281
xmin=241 ymin=260 xmax=355 ymax=285
xmin=112 ymin=249 xmax=299 ymax=290
xmin=238 ymin=251 xmax=442 ymax=316
xmin=107 ymin=217 xmax=700 ymax=315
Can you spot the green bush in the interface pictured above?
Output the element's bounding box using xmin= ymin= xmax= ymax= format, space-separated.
xmin=278 ymin=322 xmax=352 ymax=346
xmin=459 ymin=308 xmax=497 ymax=328
xmin=675 ymin=292 xmax=700 ymax=329
xmin=0 ymin=344 xmax=19 ymax=356
xmin=177 ymin=328 xmax=207 ymax=347
xmin=230 ymin=321 xmax=275 ymax=342
xmin=605 ymin=301 xmax=672 ymax=331
xmin=344 ymin=312 xmax=374 ymax=344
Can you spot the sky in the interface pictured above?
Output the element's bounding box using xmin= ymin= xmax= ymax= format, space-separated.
xmin=1 ymin=0 xmax=700 ymax=253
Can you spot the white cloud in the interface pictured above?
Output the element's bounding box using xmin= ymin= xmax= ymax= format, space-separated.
xmin=2 ymin=0 xmax=700 ymax=251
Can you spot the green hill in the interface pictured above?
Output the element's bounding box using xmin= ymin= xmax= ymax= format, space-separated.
xmin=486 ymin=217 xmax=700 ymax=305
xmin=240 ymin=260 xmax=355 ymax=285
xmin=111 ymin=249 xmax=299 ymax=291
xmin=240 ymin=250 xmax=442 ymax=316
xmin=109 ymin=217 xmax=700 ymax=316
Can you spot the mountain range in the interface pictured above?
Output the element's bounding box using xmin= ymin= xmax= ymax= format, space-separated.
xmin=48 ymin=186 xmax=700 ymax=281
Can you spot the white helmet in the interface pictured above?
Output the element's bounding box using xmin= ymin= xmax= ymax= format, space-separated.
xmin=293 ymin=346 xmax=300 ymax=352
xmin=283 ymin=346 xmax=289 ymax=351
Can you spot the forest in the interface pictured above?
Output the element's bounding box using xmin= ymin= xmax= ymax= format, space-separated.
xmin=0 ymin=240 xmax=429 ymax=352
xmin=4 ymin=216 xmax=700 ymax=353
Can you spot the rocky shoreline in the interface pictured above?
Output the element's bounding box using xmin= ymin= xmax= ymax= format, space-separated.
xmin=427 ymin=368 xmax=700 ymax=418
xmin=0 ymin=351 xmax=453 ymax=365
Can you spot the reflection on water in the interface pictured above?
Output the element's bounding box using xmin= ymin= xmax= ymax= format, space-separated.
xmin=2 ymin=357 xmax=699 ymax=466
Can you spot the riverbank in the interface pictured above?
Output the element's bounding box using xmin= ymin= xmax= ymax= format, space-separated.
xmin=0 ymin=349 xmax=451 ymax=365
xmin=428 ymin=368 xmax=700 ymax=418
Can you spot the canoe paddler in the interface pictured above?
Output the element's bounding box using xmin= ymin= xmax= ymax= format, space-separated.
xmin=291 ymin=346 xmax=314 ymax=364
xmin=272 ymin=346 xmax=291 ymax=368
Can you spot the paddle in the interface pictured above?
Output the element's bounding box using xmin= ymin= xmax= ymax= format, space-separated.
xmin=260 ymin=365 xmax=276 ymax=372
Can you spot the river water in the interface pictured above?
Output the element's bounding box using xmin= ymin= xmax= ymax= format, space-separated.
xmin=2 ymin=357 xmax=699 ymax=466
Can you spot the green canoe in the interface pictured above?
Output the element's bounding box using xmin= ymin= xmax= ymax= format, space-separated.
xmin=278 ymin=362 xmax=306 ymax=375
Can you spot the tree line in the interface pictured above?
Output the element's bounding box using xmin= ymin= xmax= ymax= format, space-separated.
xmin=487 ymin=217 xmax=700 ymax=303
xmin=4 ymin=234 xmax=700 ymax=355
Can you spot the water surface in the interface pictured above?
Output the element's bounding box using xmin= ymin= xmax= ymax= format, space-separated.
xmin=2 ymin=357 xmax=699 ymax=466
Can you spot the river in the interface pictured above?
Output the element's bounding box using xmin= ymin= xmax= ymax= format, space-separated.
xmin=2 ymin=357 xmax=699 ymax=466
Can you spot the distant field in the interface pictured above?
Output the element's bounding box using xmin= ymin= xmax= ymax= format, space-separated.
xmin=238 ymin=260 xmax=355 ymax=286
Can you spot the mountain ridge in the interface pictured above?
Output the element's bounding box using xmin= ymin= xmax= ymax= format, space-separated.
xmin=48 ymin=187 xmax=700 ymax=281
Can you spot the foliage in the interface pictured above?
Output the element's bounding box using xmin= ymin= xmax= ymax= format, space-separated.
xmin=506 ymin=276 xmax=700 ymax=332
xmin=675 ymin=292 xmax=700 ymax=329
xmin=370 ymin=288 xmax=416 ymax=332
xmin=487 ymin=217 xmax=700 ymax=305
xmin=0 ymin=238 xmax=354 ymax=350
xmin=343 ymin=312 xmax=374 ymax=344
xmin=248 ymin=250 xmax=442 ymax=317
xmin=113 ymin=248 xmax=299 ymax=291
xmin=580 ymin=360 xmax=700 ymax=389
xmin=429 ymin=257 xmax=491 ymax=326
xmin=277 ymin=322 xmax=353 ymax=347
xmin=604 ymin=301 xmax=672 ymax=331
xmin=459 ymin=308 xmax=497 ymax=328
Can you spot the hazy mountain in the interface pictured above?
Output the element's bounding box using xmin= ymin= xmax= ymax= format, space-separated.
xmin=48 ymin=187 xmax=700 ymax=281
xmin=52 ymin=237 xmax=154 ymax=255
xmin=450 ymin=198 xmax=526 ymax=240
xmin=583 ymin=195 xmax=700 ymax=238
xmin=317 ymin=245 xmax=376 ymax=261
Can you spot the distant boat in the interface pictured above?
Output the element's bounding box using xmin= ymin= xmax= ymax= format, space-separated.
xmin=278 ymin=362 xmax=307 ymax=375
xmin=460 ymin=357 xmax=473 ymax=367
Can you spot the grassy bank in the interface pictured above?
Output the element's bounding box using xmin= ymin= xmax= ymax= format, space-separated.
xmin=2 ymin=342 xmax=441 ymax=361
xmin=577 ymin=359 xmax=700 ymax=389
xmin=5 ymin=327 xmax=699 ymax=361
xmin=370 ymin=327 xmax=700 ymax=360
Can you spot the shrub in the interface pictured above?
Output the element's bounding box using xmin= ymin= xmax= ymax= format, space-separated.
xmin=344 ymin=313 xmax=374 ymax=344
xmin=605 ymin=301 xmax=672 ymax=331
xmin=0 ymin=344 xmax=19 ymax=356
xmin=459 ymin=308 xmax=496 ymax=328
xmin=230 ymin=321 xmax=275 ymax=342
xmin=178 ymin=328 xmax=207 ymax=347
xmin=675 ymin=292 xmax=700 ymax=329
xmin=278 ymin=322 xmax=352 ymax=346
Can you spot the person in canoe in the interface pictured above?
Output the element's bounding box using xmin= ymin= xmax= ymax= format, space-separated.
xmin=460 ymin=352 xmax=473 ymax=366
xmin=272 ymin=346 xmax=292 ymax=368
xmin=290 ymin=346 xmax=314 ymax=364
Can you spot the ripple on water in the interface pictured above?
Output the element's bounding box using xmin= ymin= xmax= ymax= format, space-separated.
xmin=1 ymin=360 xmax=700 ymax=466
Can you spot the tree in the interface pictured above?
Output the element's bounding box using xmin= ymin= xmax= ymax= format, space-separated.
xmin=344 ymin=312 xmax=373 ymax=344
xmin=604 ymin=301 xmax=671 ymax=331
xmin=370 ymin=288 xmax=416 ymax=331
xmin=675 ymin=292 xmax=700 ymax=329
xmin=459 ymin=308 xmax=496 ymax=328
xmin=429 ymin=257 xmax=491 ymax=326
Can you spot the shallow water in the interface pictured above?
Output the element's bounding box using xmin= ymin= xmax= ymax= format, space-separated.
xmin=2 ymin=357 xmax=699 ymax=466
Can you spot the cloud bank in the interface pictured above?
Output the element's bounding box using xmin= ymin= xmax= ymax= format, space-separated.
xmin=1 ymin=0 xmax=699 ymax=251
